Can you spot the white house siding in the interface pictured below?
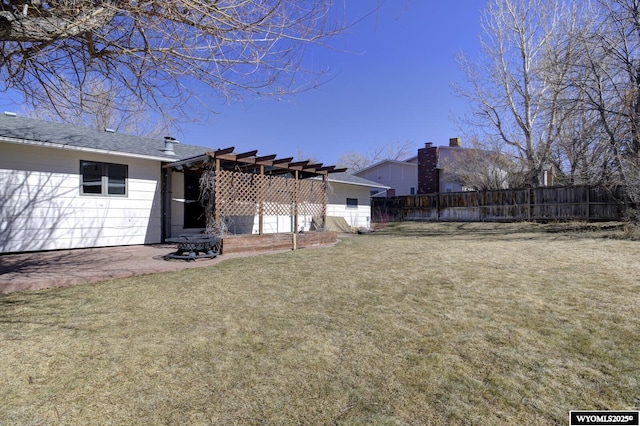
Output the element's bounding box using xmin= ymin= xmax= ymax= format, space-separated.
xmin=256 ymin=212 xmax=315 ymax=234
xmin=327 ymin=182 xmax=371 ymax=228
xmin=222 ymin=214 xmax=315 ymax=235
xmin=0 ymin=141 xmax=162 ymax=253
xmin=355 ymin=161 xmax=417 ymax=196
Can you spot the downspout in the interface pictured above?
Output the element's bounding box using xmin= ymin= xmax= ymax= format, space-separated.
xmin=214 ymin=158 xmax=221 ymax=230
xmin=161 ymin=166 xmax=172 ymax=241
xmin=323 ymin=174 xmax=328 ymax=229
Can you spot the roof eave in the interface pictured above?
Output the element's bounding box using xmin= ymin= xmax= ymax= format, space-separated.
xmin=0 ymin=135 xmax=182 ymax=163
xmin=328 ymin=178 xmax=391 ymax=189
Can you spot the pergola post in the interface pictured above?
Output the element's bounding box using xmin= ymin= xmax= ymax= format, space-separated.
xmin=294 ymin=170 xmax=299 ymax=234
xmin=259 ymin=165 xmax=264 ymax=235
xmin=323 ymin=174 xmax=328 ymax=229
xmin=214 ymin=158 xmax=221 ymax=229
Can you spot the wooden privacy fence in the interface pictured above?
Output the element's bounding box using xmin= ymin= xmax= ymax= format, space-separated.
xmin=372 ymin=186 xmax=626 ymax=222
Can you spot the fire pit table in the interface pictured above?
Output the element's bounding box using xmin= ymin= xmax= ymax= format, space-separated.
xmin=164 ymin=235 xmax=220 ymax=261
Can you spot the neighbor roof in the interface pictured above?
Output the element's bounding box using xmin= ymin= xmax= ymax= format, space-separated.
xmin=354 ymin=158 xmax=418 ymax=176
xmin=0 ymin=114 xmax=206 ymax=161
xmin=325 ymin=172 xmax=391 ymax=189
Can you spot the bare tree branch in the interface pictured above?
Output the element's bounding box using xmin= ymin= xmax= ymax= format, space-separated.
xmin=21 ymin=76 xmax=170 ymax=137
xmin=337 ymin=140 xmax=415 ymax=173
xmin=0 ymin=0 xmax=359 ymax=124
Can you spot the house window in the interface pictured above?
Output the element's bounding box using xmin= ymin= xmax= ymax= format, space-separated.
xmin=410 ymin=187 xmax=415 ymax=195
xmin=80 ymin=161 xmax=127 ymax=196
xmin=346 ymin=197 xmax=358 ymax=209
xmin=184 ymin=174 xmax=206 ymax=228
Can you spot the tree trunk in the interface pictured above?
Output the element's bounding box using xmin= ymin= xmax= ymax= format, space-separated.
xmin=0 ymin=8 xmax=115 ymax=42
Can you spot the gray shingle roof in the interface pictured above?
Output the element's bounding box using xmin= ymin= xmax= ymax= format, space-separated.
xmin=0 ymin=114 xmax=208 ymax=161
xmin=325 ymin=172 xmax=390 ymax=189
xmin=354 ymin=158 xmax=418 ymax=176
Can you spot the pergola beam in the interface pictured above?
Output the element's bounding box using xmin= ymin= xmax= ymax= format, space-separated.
xmin=169 ymin=148 xmax=342 ymax=177
xmin=271 ymin=157 xmax=295 ymax=165
xmin=255 ymin=154 xmax=277 ymax=164
xmin=211 ymin=147 xmax=235 ymax=156
xmin=316 ymin=165 xmax=336 ymax=172
xmin=303 ymin=163 xmax=324 ymax=171
xmin=288 ymin=160 xmax=310 ymax=168
xmin=235 ymin=150 xmax=259 ymax=159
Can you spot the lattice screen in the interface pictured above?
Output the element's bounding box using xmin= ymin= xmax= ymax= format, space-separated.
xmin=262 ymin=174 xmax=296 ymax=216
xmin=214 ymin=169 xmax=327 ymax=223
xmin=215 ymin=170 xmax=259 ymax=216
xmin=297 ymin=178 xmax=327 ymax=218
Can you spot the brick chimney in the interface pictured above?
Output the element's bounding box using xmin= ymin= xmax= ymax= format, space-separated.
xmin=449 ymin=137 xmax=461 ymax=147
xmin=417 ymin=142 xmax=439 ymax=194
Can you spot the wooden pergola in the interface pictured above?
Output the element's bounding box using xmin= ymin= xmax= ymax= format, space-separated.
xmin=164 ymin=147 xmax=346 ymax=235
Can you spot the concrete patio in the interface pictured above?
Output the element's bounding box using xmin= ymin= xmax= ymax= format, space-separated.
xmin=0 ymin=244 xmax=235 ymax=293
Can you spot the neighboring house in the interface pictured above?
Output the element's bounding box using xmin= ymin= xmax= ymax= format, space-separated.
xmin=353 ymin=137 xmax=498 ymax=196
xmin=0 ymin=114 xmax=376 ymax=253
xmin=324 ymin=172 xmax=390 ymax=229
xmin=418 ymin=137 xmax=545 ymax=193
xmin=418 ymin=138 xmax=471 ymax=194
xmin=354 ymin=156 xmax=418 ymax=197
xmin=356 ymin=136 xmax=550 ymax=198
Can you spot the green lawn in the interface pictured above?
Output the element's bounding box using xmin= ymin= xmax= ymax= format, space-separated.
xmin=1 ymin=222 xmax=639 ymax=425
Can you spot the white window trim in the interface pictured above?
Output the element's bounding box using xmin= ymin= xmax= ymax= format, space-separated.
xmin=80 ymin=160 xmax=128 ymax=197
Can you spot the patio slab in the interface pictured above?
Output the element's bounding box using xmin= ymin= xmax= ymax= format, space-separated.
xmin=0 ymin=244 xmax=250 ymax=294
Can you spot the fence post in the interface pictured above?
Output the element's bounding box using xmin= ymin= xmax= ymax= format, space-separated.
xmin=586 ymin=185 xmax=590 ymax=221
xmin=527 ymin=188 xmax=532 ymax=221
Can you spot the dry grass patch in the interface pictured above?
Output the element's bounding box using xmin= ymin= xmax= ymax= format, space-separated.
xmin=1 ymin=222 xmax=639 ymax=424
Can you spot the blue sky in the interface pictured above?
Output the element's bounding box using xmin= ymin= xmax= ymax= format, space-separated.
xmin=1 ymin=1 xmax=486 ymax=166
xmin=178 ymin=1 xmax=486 ymax=165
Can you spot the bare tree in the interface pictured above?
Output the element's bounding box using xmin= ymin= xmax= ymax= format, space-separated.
xmin=549 ymin=108 xmax=614 ymax=186
xmin=456 ymin=0 xmax=586 ymax=186
xmin=0 ymin=1 xmax=351 ymax=123
xmin=338 ymin=139 xmax=415 ymax=173
xmin=574 ymin=0 xmax=640 ymax=219
xmin=294 ymin=146 xmax=319 ymax=164
xmin=21 ymin=76 xmax=169 ymax=137
xmin=438 ymin=137 xmax=527 ymax=191
xmin=456 ymin=0 xmax=640 ymax=225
